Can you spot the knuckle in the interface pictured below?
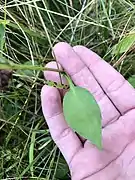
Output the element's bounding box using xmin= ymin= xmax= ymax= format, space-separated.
xmin=55 ymin=127 xmax=72 ymax=143
xmin=106 ymin=78 xmax=126 ymax=93
xmin=93 ymin=89 xmax=105 ymax=102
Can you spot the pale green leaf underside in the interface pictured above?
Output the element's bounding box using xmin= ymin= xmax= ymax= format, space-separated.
xmin=114 ymin=33 xmax=135 ymax=55
xmin=63 ymin=86 xmax=102 ymax=149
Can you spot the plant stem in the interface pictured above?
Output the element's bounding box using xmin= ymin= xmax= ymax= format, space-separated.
xmin=63 ymin=73 xmax=75 ymax=91
xmin=0 ymin=63 xmax=64 ymax=73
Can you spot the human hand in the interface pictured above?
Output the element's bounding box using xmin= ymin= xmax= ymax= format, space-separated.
xmin=41 ymin=42 xmax=135 ymax=180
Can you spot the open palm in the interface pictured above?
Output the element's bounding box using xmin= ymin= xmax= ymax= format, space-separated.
xmin=41 ymin=43 xmax=135 ymax=180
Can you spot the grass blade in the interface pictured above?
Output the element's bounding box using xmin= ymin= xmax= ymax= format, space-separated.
xmin=29 ymin=122 xmax=40 ymax=177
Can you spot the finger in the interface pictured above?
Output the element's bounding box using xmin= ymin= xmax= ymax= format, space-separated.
xmin=73 ymin=45 xmax=135 ymax=115
xmin=53 ymin=42 xmax=120 ymax=127
xmin=41 ymin=85 xmax=82 ymax=165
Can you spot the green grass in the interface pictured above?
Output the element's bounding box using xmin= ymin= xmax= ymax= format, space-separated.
xmin=1 ymin=0 xmax=135 ymax=179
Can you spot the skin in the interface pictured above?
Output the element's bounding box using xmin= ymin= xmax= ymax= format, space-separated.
xmin=41 ymin=42 xmax=135 ymax=180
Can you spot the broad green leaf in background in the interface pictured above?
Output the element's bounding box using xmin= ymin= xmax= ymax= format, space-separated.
xmin=128 ymin=75 xmax=135 ymax=88
xmin=63 ymin=76 xmax=102 ymax=149
xmin=113 ymin=33 xmax=135 ymax=55
xmin=55 ymin=158 xmax=69 ymax=179
xmin=0 ymin=23 xmax=5 ymax=53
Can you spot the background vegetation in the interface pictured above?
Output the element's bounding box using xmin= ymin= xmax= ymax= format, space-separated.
xmin=1 ymin=0 xmax=135 ymax=179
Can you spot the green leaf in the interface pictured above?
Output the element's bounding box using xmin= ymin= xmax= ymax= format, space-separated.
xmin=114 ymin=33 xmax=135 ymax=55
xmin=0 ymin=23 xmax=5 ymax=53
xmin=0 ymin=19 xmax=10 ymax=25
xmin=63 ymin=79 xmax=102 ymax=149
xmin=128 ymin=75 xmax=135 ymax=88
xmin=55 ymin=158 xmax=69 ymax=179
